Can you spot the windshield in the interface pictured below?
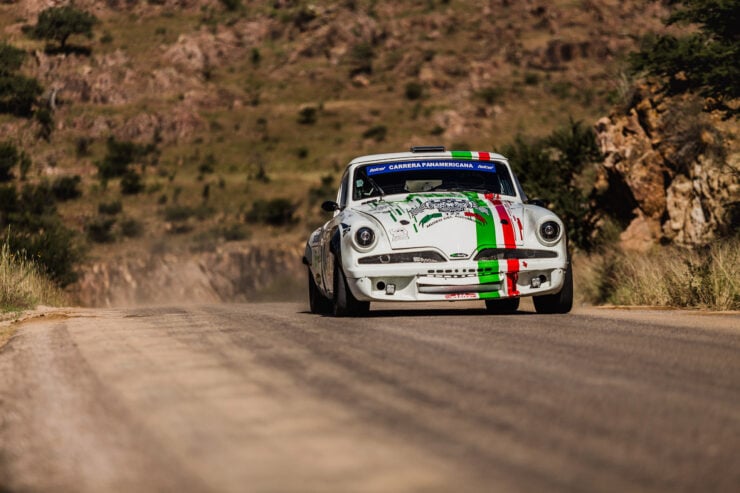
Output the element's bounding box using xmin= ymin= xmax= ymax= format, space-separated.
xmin=352 ymin=159 xmax=517 ymax=201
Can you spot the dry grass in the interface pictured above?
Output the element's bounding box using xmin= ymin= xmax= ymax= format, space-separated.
xmin=575 ymin=239 xmax=740 ymax=310
xmin=0 ymin=241 xmax=66 ymax=313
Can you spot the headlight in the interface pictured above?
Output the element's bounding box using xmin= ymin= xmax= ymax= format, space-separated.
xmin=355 ymin=227 xmax=376 ymax=248
xmin=537 ymin=220 xmax=562 ymax=245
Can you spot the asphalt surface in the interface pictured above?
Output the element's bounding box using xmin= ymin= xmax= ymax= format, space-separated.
xmin=0 ymin=302 xmax=738 ymax=492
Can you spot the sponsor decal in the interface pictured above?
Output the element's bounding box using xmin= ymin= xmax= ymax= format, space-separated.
xmin=390 ymin=228 xmax=409 ymax=241
xmin=445 ymin=293 xmax=479 ymax=300
xmin=449 ymin=253 xmax=469 ymax=259
xmin=365 ymin=160 xmax=496 ymax=176
xmin=409 ymin=198 xmax=475 ymax=218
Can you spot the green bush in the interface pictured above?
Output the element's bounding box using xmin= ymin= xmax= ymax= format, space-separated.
xmin=35 ymin=107 xmax=53 ymax=140
xmin=120 ymin=170 xmax=144 ymax=195
xmin=0 ymin=43 xmax=26 ymax=76
xmin=85 ymin=216 xmax=116 ymax=243
xmin=96 ymin=137 xmax=153 ymax=180
xmin=476 ymin=86 xmax=503 ymax=105
xmin=98 ymin=200 xmax=123 ymax=215
xmin=0 ymin=141 xmax=19 ymax=182
xmin=246 ymin=198 xmax=297 ymax=226
xmin=308 ymin=174 xmax=334 ymax=204
xmin=348 ymin=42 xmax=374 ymax=77
xmin=119 ymin=217 xmax=143 ymax=238
xmin=297 ymin=106 xmax=318 ymax=125
xmin=0 ymin=73 xmax=43 ymax=117
xmin=362 ymin=125 xmax=387 ymax=142
xmin=404 ymin=81 xmax=423 ymax=100
xmin=51 ymin=175 xmax=82 ymax=201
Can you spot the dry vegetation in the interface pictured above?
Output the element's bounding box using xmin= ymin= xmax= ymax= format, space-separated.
xmin=0 ymin=240 xmax=66 ymax=312
xmin=575 ymin=240 xmax=740 ymax=310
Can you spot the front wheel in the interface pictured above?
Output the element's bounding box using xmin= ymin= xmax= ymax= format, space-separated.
xmin=533 ymin=261 xmax=573 ymax=314
xmin=333 ymin=255 xmax=370 ymax=317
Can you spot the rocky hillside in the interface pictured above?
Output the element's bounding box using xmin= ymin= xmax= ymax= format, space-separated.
xmin=594 ymin=85 xmax=738 ymax=251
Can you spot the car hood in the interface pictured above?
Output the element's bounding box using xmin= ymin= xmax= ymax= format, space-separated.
xmin=354 ymin=192 xmax=526 ymax=257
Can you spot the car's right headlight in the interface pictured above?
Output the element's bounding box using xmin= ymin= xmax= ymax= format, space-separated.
xmin=354 ymin=226 xmax=376 ymax=250
xmin=536 ymin=220 xmax=562 ymax=245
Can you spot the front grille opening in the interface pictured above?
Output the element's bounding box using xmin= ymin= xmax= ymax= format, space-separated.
xmin=474 ymin=248 xmax=557 ymax=261
xmin=359 ymin=250 xmax=445 ymax=264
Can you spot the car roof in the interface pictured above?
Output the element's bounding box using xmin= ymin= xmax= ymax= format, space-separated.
xmin=347 ymin=150 xmax=509 ymax=169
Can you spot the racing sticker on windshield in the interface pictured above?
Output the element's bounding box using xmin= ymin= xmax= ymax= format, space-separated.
xmin=366 ymin=160 xmax=496 ymax=176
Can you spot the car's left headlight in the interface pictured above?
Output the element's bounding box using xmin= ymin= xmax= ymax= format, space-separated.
xmin=354 ymin=226 xmax=377 ymax=250
xmin=537 ymin=220 xmax=562 ymax=245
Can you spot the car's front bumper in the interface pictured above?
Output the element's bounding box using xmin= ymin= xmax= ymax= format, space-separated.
xmin=344 ymin=257 xmax=567 ymax=302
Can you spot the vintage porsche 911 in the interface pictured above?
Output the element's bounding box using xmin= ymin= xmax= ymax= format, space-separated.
xmin=303 ymin=146 xmax=572 ymax=316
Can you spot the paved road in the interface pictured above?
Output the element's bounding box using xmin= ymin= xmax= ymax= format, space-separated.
xmin=0 ymin=303 xmax=738 ymax=492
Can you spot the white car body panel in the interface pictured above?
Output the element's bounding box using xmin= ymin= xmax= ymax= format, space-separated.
xmin=304 ymin=150 xmax=568 ymax=306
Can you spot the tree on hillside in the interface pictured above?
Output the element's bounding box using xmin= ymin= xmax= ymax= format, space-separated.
xmin=32 ymin=6 xmax=98 ymax=51
xmin=502 ymin=120 xmax=603 ymax=250
xmin=630 ymin=0 xmax=739 ymax=116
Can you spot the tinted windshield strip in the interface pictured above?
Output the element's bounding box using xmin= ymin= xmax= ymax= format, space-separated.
xmin=366 ymin=160 xmax=496 ymax=176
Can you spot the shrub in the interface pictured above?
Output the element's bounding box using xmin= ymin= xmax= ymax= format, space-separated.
xmin=0 ymin=141 xmax=19 ymax=182
xmin=198 ymin=154 xmax=216 ymax=174
xmin=348 ymin=42 xmax=373 ymax=77
xmin=98 ymin=200 xmax=122 ymax=215
xmin=35 ymin=107 xmax=53 ymax=140
xmin=476 ymin=86 xmax=503 ymax=105
xmin=119 ymin=217 xmax=143 ymax=238
xmin=51 ymin=175 xmax=82 ymax=201
xmin=308 ymin=174 xmax=334 ymax=204
xmin=19 ymin=152 xmax=31 ymax=181
xmin=297 ymin=106 xmax=318 ymax=125
xmin=404 ymin=81 xmax=423 ymax=100
xmin=85 ymin=216 xmax=116 ymax=243
xmin=120 ymin=170 xmax=144 ymax=195
xmin=246 ymin=198 xmax=297 ymax=226
xmin=0 ymin=43 xmax=26 ymax=76
xmin=0 ymin=74 xmax=43 ymax=117
xmin=75 ymin=137 xmax=92 ymax=157
xmin=97 ymin=137 xmax=152 ymax=180
xmin=362 ymin=125 xmax=387 ymax=142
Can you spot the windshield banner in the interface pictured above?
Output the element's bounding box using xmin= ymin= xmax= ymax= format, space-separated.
xmin=365 ymin=160 xmax=497 ymax=176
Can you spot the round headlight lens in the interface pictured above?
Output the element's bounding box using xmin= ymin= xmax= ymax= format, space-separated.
xmin=540 ymin=221 xmax=561 ymax=242
xmin=355 ymin=227 xmax=375 ymax=247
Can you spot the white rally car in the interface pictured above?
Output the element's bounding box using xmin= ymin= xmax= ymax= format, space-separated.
xmin=303 ymin=147 xmax=572 ymax=316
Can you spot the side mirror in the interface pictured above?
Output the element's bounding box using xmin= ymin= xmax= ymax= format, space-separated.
xmin=321 ymin=200 xmax=339 ymax=212
xmin=528 ymin=198 xmax=549 ymax=208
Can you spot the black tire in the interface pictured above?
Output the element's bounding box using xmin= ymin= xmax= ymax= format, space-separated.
xmin=533 ymin=260 xmax=573 ymax=314
xmin=485 ymin=297 xmax=520 ymax=314
xmin=308 ymin=268 xmax=332 ymax=314
xmin=332 ymin=255 xmax=370 ymax=317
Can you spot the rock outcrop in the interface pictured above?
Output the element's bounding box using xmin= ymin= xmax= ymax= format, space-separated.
xmin=74 ymin=242 xmax=304 ymax=307
xmin=594 ymin=84 xmax=739 ymax=250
